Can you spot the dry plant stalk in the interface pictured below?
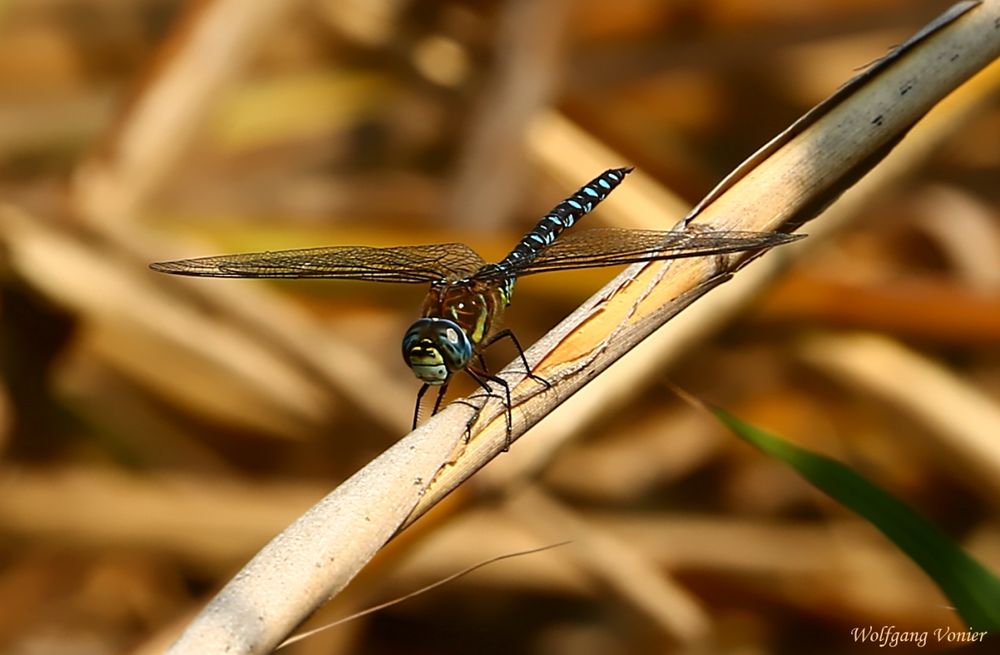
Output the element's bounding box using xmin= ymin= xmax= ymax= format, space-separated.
xmin=167 ymin=2 xmax=1000 ymax=653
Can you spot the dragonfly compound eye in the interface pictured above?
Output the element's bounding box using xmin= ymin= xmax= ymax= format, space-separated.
xmin=403 ymin=318 xmax=472 ymax=384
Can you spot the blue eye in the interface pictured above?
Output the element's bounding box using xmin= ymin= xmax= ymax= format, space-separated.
xmin=402 ymin=318 xmax=472 ymax=384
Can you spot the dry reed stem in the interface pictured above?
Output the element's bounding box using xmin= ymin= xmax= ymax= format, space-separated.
xmin=483 ymin=29 xmax=1000 ymax=489
xmin=513 ymin=44 xmax=1000 ymax=623
xmin=422 ymin=0 xmax=1000 ymax=508
xmin=167 ymin=3 xmax=1000 ymax=652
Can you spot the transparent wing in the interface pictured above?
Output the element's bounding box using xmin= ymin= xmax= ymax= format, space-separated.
xmin=474 ymin=227 xmax=802 ymax=279
xmin=150 ymin=242 xmax=487 ymax=283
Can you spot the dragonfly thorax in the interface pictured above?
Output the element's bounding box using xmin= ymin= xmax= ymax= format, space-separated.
xmin=402 ymin=317 xmax=473 ymax=384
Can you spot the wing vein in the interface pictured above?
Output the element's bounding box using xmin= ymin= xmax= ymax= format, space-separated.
xmin=151 ymin=243 xmax=487 ymax=282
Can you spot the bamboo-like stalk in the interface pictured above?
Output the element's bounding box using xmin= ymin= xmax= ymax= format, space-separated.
xmin=166 ymin=2 xmax=1000 ymax=653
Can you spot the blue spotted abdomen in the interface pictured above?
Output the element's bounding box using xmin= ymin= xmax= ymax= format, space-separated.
xmin=485 ymin=167 xmax=633 ymax=287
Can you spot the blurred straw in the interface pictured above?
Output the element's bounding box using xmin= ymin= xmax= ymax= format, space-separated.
xmin=796 ymin=332 xmax=1000 ymax=503
xmin=0 ymin=467 xmax=325 ymax=570
xmin=503 ymin=485 xmax=711 ymax=643
xmin=316 ymin=0 xmax=407 ymax=47
xmin=909 ymin=185 xmax=1000 ymax=291
xmin=392 ymin=508 xmax=956 ymax=625
xmin=71 ymin=0 xmax=306 ymax=225
xmin=541 ymin=407 xmax=726 ymax=501
xmin=0 ymin=465 xmax=953 ymax=632
xmin=758 ymin=272 xmax=1000 ymax=343
xmin=59 ymin=0 xmax=416 ymax=433
xmin=528 ymin=111 xmax=693 ymax=225
xmin=0 ymin=205 xmax=331 ymax=436
xmin=446 ymin=0 xmax=574 ymax=230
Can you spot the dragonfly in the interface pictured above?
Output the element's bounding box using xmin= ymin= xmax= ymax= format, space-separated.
xmin=151 ymin=167 xmax=802 ymax=446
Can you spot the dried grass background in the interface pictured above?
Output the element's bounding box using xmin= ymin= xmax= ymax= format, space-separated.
xmin=0 ymin=1 xmax=999 ymax=654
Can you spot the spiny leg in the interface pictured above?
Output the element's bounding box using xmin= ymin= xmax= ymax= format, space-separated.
xmin=412 ymin=383 xmax=430 ymax=431
xmin=481 ymin=329 xmax=551 ymax=390
xmin=413 ymin=376 xmax=504 ymax=442
xmin=451 ymin=355 xmax=502 ymax=433
xmin=430 ymin=381 xmax=450 ymax=416
xmin=467 ymin=367 xmax=514 ymax=451
xmin=412 ymin=381 xmax=450 ymax=430
xmin=450 ymin=393 xmax=494 ymax=443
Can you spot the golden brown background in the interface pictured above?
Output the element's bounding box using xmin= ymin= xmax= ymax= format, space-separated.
xmin=0 ymin=0 xmax=998 ymax=653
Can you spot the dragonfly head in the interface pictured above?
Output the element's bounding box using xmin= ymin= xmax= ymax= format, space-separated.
xmin=402 ymin=318 xmax=473 ymax=385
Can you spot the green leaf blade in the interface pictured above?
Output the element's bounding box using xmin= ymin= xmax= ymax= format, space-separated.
xmin=713 ymin=406 xmax=1000 ymax=631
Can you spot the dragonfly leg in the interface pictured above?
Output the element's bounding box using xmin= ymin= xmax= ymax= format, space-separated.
xmin=430 ymin=381 xmax=450 ymax=416
xmin=412 ymin=383 xmax=430 ymax=430
xmin=412 ymin=381 xmax=450 ymax=430
xmin=466 ymin=367 xmax=513 ymax=451
xmin=482 ymin=329 xmax=551 ymax=390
